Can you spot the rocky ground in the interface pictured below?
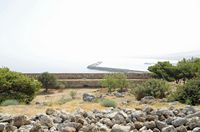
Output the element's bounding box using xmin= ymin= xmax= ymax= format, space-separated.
xmin=0 ymin=105 xmax=200 ymax=132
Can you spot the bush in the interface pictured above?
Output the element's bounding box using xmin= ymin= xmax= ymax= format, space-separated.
xmin=101 ymin=73 xmax=129 ymax=93
xmin=100 ymin=99 xmax=117 ymax=107
xmin=148 ymin=58 xmax=200 ymax=83
xmin=169 ymin=78 xmax=200 ymax=105
xmin=38 ymin=72 xmax=57 ymax=92
xmin=0 ymin=68 xmax=41 ymax=104
xmin=57 ymin=96 xmax=72 ymax=105
xmin=132 ymin=79 xmax=169 ymax=100
xmin=1 ymin=99 xmax=19 ymax=106
xmin=69 ymin=91 xmax=77 ymax=99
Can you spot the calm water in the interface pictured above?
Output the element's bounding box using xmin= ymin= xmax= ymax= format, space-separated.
xmin=1 ymin=57 xmax=178 ymax=73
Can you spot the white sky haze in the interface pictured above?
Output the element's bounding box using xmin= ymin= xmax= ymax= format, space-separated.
xmin=0 ymin=0 xmax=200 ymax=72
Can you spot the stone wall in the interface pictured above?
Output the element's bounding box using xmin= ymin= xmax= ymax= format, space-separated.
xmin=24 ymin=73 xmax=150 ymax=88
xmin=25 ymin=73 xmax=150 ymax=79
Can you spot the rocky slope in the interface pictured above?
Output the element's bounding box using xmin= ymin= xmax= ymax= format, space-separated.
xmin=0 ymin=106 xmax=200 ymax=132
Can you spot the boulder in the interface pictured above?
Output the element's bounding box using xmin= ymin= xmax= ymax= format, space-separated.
xmin=114 ymin=92 xmax=124 ymax=97
xmin=171 ymin=117 xmax=187 ymax=127
xmin=186 ymin=111 xmax=200 ymax=118
xmin=161 ymin=125 xmax=176 ymax=132
xmin=46 ymin=108 xmax=57 ymax=115
xmin=175 ymin=125 xmax=187 ymax=132
xmin=62 ymin=126 xmax=76 ymax=132
xmin=141 ymin=96 xmax=155 ymax=104
xmin=193 ymin=127 xmax=200 ymax=132
xmin=111 ymin=124 xmax=131 ymax=132
xmin=0 ymin=123 xmax=7 ymax=131
xmin=39 ymin=114 xmax=54 ymax=128
xmin=13 ymin=115 xmax=29 ymax=128
xmin=155 ymin=121 xmax=167 ymax=130
xmin=82 ymin=93 xmax=96 ymax=102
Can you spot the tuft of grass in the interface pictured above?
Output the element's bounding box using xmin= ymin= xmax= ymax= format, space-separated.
xmin=1 ymin=99 xmax=19 ymax=106
xmin=57 ymin=96 xmax=72 ymax=105
xmin=69 ymin=91 xmax=77 ymax=99
xmin=100 ymin=99 xmax=117 ymax=107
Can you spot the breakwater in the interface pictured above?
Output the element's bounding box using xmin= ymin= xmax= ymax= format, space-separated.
xmin=25 ymin=73 xmax=150 ymax=88
xmin=87 ymin=61 xmax=146 ymax=73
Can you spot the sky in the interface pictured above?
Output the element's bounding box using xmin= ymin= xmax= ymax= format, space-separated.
xmin=0 ymin=0 xmax=200 ymax=72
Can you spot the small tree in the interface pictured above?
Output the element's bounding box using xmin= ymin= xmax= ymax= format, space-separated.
xmin=148 ymin=61 xmax=175 ymax=82
xmin=38 ymin=72 xmax=57 ymax=92
xmin=132 ymin=79 xmax=169 ymax=100
xmin=0 ymin=68 xmax=41 ymax=104
xmin=114 ymin=73 xmax=129 ymax=92
xmin=101 ymin=74 xmax=117 ymax=93
xmin=101 ymin=73 xmax=129 ymax=93
xmin=170 ymin=78 xmax=200 ymax=105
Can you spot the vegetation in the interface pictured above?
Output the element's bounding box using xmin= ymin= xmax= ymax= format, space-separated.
xmin=69 ymin=90 xmax=77 ymax=99
xmin=100 ymin=99 xmax=117 ymax=107
xmin=1 ymin=99 xmax=19 ymax=106
xmin=0 ymin=68 xmax=41 ymax=104
xmin=132 ymin=79 xmax=169 ymax=100
xmin=38 ymin=72 xmax=58 ymax=92
xmin=148 ymin=58 xmax=200 ymax=83
xmin=57 ymin=96 xmax=72 ymax=105
xmin=101 ymin=73 xmax=129 ymax=93
xmin=169 ymin=78 xmax=200 ymax=105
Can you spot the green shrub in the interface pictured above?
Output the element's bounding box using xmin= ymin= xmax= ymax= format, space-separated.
xmin=38 ymin=72 xmax=57 ymax=92
xmin=169 ymin=78 xmax=200 ymax=105
xmin=55 ymin=82 xmax=66 ymax=89
xmin=1 ymin=99 xmax=19 ymax=106
xmin=101 ymin=73 xmax=129 ymax=93
xmin=148 ymin=58 xmax=200 ymax=83
xmin=57 ymin=96 xmax=72 ymax=105
xmin=101 ymin=99 xmax=117 ymax=107
xmin=132 ymin=79 xmax=169 ymax=100
xmin=0 ymin=68 xmax=41 ymax=104
xmin=69 ymin=91 xmax=77 ymax=99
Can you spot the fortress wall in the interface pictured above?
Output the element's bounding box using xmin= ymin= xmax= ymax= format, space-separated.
xmin=25 ymin=73 xmax=150 ymax=79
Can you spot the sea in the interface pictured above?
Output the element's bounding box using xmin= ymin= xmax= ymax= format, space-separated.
xmin=1 ymin=57 xmax=179 ymax=73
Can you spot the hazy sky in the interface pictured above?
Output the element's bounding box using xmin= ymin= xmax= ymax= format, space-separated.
xmin=0 ymin=0 xmax=200 ymax=72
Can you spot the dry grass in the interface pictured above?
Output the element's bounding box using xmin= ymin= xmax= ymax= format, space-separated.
xmin=0 ymin=88 xmax=200 ymax=116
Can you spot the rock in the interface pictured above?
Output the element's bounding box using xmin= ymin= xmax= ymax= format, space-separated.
xmin=184 ymin=105 xmax=196 ymax=114
xmin=134 ymin=122 xmax=143 ymax=130
xmin=193 ymin=127 xmax=200 ymax=132
xmin=171 ymin=117 xmax=187 ymax=127
xmin=161 ymin=125 xmax=176 ymax=132
xmin=155 ymin=121 xmax=167 ymax=130
xmin=112 ymin=114 xmax=125 ymax=124
xmin=62 ymin=126 xmax=76 ymax=132
xmin=4 ymin=124 xmax=17 ymax=132
xmin=30 ymin=123 xmax=44 ymax=132
xmin=119 ymin=110 xmax=128 ymax=118
xmin=46 ymin=108 xmax=57 ymax=115
xmin=18 ymin=125 xmax=33 ymax=131
xmin=143 ymin=106 xmax=153 ymax=113
xmin=82 ymin=93 xmax=96 ymax=102
xmin=144 ymin=121 xmax=156 ymax=129
xmin=111 ymin=124 xmax=131 ymax=132
xmin=186 ymin=111 xmax=200 ymax=118
xmin=102 ymin=118 xmax=113 ymax=128
xmin=141 ymin=96 xmax=155 ymax=104
xmin=114 ymin=92 xmax=124 ymax=97
xmin=175 ymin=125 xmax=187 ymax=132
xmin=39 ymin=114 xmax=54 ymax=128
xmin=186 ymin=117 xmax=200 ymax=129
xmin=13 ymin=115 xmax=29 ymax=128
xmin=0 ymin=123 xmax=6 ymax=131
xmin=139 ymin=126 xmax=147 ymax=131
xmin=153 ymin=128 xmax=160 ymax=132
xmin=107 ymin=111 xmax=118 ymax=118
